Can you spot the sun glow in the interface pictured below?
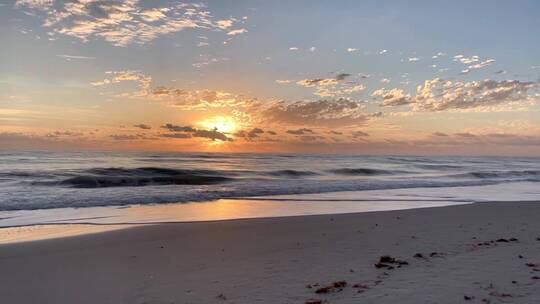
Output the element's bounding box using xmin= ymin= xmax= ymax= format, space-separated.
xmin=197 ymin=116 xmax=238 ymax=133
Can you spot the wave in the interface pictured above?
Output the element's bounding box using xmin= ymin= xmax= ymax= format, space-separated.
xmin=263 ymin=170 xmax=320 ymax=177
xmin=45 ymin=167 xmax=233 ymax=188
xmin=327 ymin=168 xmax=398 ymax=176
xmin=2 ymin=178 xmax=500 ymax=211
xmin=2 ymin=153 xmax=540 ymax=211
xmin=463 ymin=170 xmax=540 ymax=179
xmin=414 ymin=164 xmax=464 ymax=170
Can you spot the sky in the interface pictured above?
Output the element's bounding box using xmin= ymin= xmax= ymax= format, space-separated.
xmin=1 ymin=0 xmax=540 ymax=155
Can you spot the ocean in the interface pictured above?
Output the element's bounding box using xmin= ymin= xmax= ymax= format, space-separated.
xmin=1 ymin=151 xmax=540 ymax=212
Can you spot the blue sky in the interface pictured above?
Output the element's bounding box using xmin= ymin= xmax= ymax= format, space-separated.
xmin=1 ymin=0 xmax=539 ymax=154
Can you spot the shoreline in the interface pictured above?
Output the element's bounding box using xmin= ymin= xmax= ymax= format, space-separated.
xmin=0 ymin=198 xmax=472 ymax=244
xmin=4 ymin=181 xmax=539 ymax=243
xmin=2 ymin=201 xmax=540 ymax=303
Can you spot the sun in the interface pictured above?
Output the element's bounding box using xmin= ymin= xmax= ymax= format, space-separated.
xmin=197 ymin=116 xmax=238 ymax=133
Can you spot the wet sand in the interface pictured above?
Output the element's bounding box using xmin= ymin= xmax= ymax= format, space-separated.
xmin=1 ymin=201 xmax=540 ymax=303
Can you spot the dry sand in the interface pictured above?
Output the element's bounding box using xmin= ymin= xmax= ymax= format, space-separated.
xmin=1 ymin=201 xmax=540 ymax=303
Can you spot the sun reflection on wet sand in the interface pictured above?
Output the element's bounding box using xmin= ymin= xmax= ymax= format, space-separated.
xmin=0 ymin=196 xmax=470 ymax=244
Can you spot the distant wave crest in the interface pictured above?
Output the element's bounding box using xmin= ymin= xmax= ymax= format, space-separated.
xmin=263 ymin=170 xmax=320 ymax=177
xmin=327 ymin=168 xmax=397 ymax=176
xmin=53 ymin=167 xmax=233 ymax=188
xmin=464 ymin=170 xmax=540 ymax=180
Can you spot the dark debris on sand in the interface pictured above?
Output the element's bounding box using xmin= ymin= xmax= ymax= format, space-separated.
xmin=374 ymin=255 xmax=409 ymax=269
xmin=314 ymin=281 xmax=348 ymax=294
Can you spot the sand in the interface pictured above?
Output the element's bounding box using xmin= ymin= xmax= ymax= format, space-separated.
xmin=1 ymin=201 xmax=540 ymax=303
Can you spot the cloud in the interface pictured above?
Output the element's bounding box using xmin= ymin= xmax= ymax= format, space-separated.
xmin=299 ymin=135 xmax=325 ymax=142
xmin=341 ymin=84 xmax=366 ymax=94
xmin=468 ymin=59 xmax=495 ymax=70
xmin=192 ymin=56 xmax=224 ymax=69
xmin=432 ymin=52 xmax=446 ymax=59
xmin=45 ymin=130 xmax=84 ymax=138
xmin=93 ymin=71 xmax=377 ymax=128
xmin=234 ymin=127 xmax=265 ymax=140
xmin=161 ymin=124 xmax=196 ymax=132
xmin=454 ymin=55 xmax=479 ymax=64
xmin=410 ymin=132 xmax=540 ymax=149
xmin=0 ymin=132 xmax=86 ymax=149
xmin=15 ymin=0 xmax=52 ymax=9
xmin=227 ymin=28 xmax=247 ymax=36
xmin=413 ymin=78 xmax=538 ymax=111
xmin=379 ymin=49 xmax=387 ymax=55
xmin=286 ymin=128 xmax=314 ymax=135
xmin=160 ymin=133 xmax=192 ymax=139
xmin=432 ymin=132 xmax=449 ymax=137
xmin=352 ymin=130 xmax=369 ymax=137
xmin=296 ymin=73 xmax=364 ymax=97
xmin=216 ymin=19 xmax=234 ymax=29
xmin=456 ymin=55 xmax=496 ymax=74
xmin=262 ymin=98 xmax=379 ymax=127
xmin=133 ymin=123 xmax=151 ymax=130
xmin=93 ymin=72 xmax=251 ymax=109
xmin=193 ymin=129 xmax=232 ymax=141
xmin=17 ymin=1 xmax=241 ymax=46
xmin=376 ymin=78 xmax=538 ymax=111
xmin=110 ymin=133 xmax=152 ymax=141
xmin=297 ymin=77 xmax=341 ymax=87
xmin=335 ymin=73 xmax=351 ymax=81
xmin=151 ymin=88 xmax=250 ymax=109
xmin=372 ymin=88 xmax=411 ymax=106
xmin=275 ymin=80 xmax=291 ymax=84
xmin=455 ymin=132 xmax=476 ymax=138
xmin=56 ymin=54 xmax=95 ymax=60
xmin=91 ymin=70 xmax=151 ymax=96
xmin=160 ymin=123 xmax=231 ymax=141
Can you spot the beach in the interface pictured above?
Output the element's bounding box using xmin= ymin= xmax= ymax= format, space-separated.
xmin=4 ymin=1 xmax=540 ymax=303
xmin=2 ymin=201 xmax=540 ymax=304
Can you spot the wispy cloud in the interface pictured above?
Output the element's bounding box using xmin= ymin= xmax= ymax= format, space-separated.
xmin=227 ymin=28 xmax=247 ymax=36
xmin=15 ymin=0 xmax=52 ymax=10
xmin=16 ymin=1 xmax=242 ymax=46
xmin=286 ymin=128 xmax=314 ymax=135
xmin=460 ymin=58 xmax=496 ymax=74
xmin=296 ymin=73 xmax=366 ymax=97
xmin=56 ymin=54 xmax=95 ymax=60
xmin=133 ymin=123 xmax=151 ymax=130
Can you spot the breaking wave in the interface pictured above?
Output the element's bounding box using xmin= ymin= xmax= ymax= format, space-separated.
xmin=0 ymin=152 xmax=539 ymax=210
